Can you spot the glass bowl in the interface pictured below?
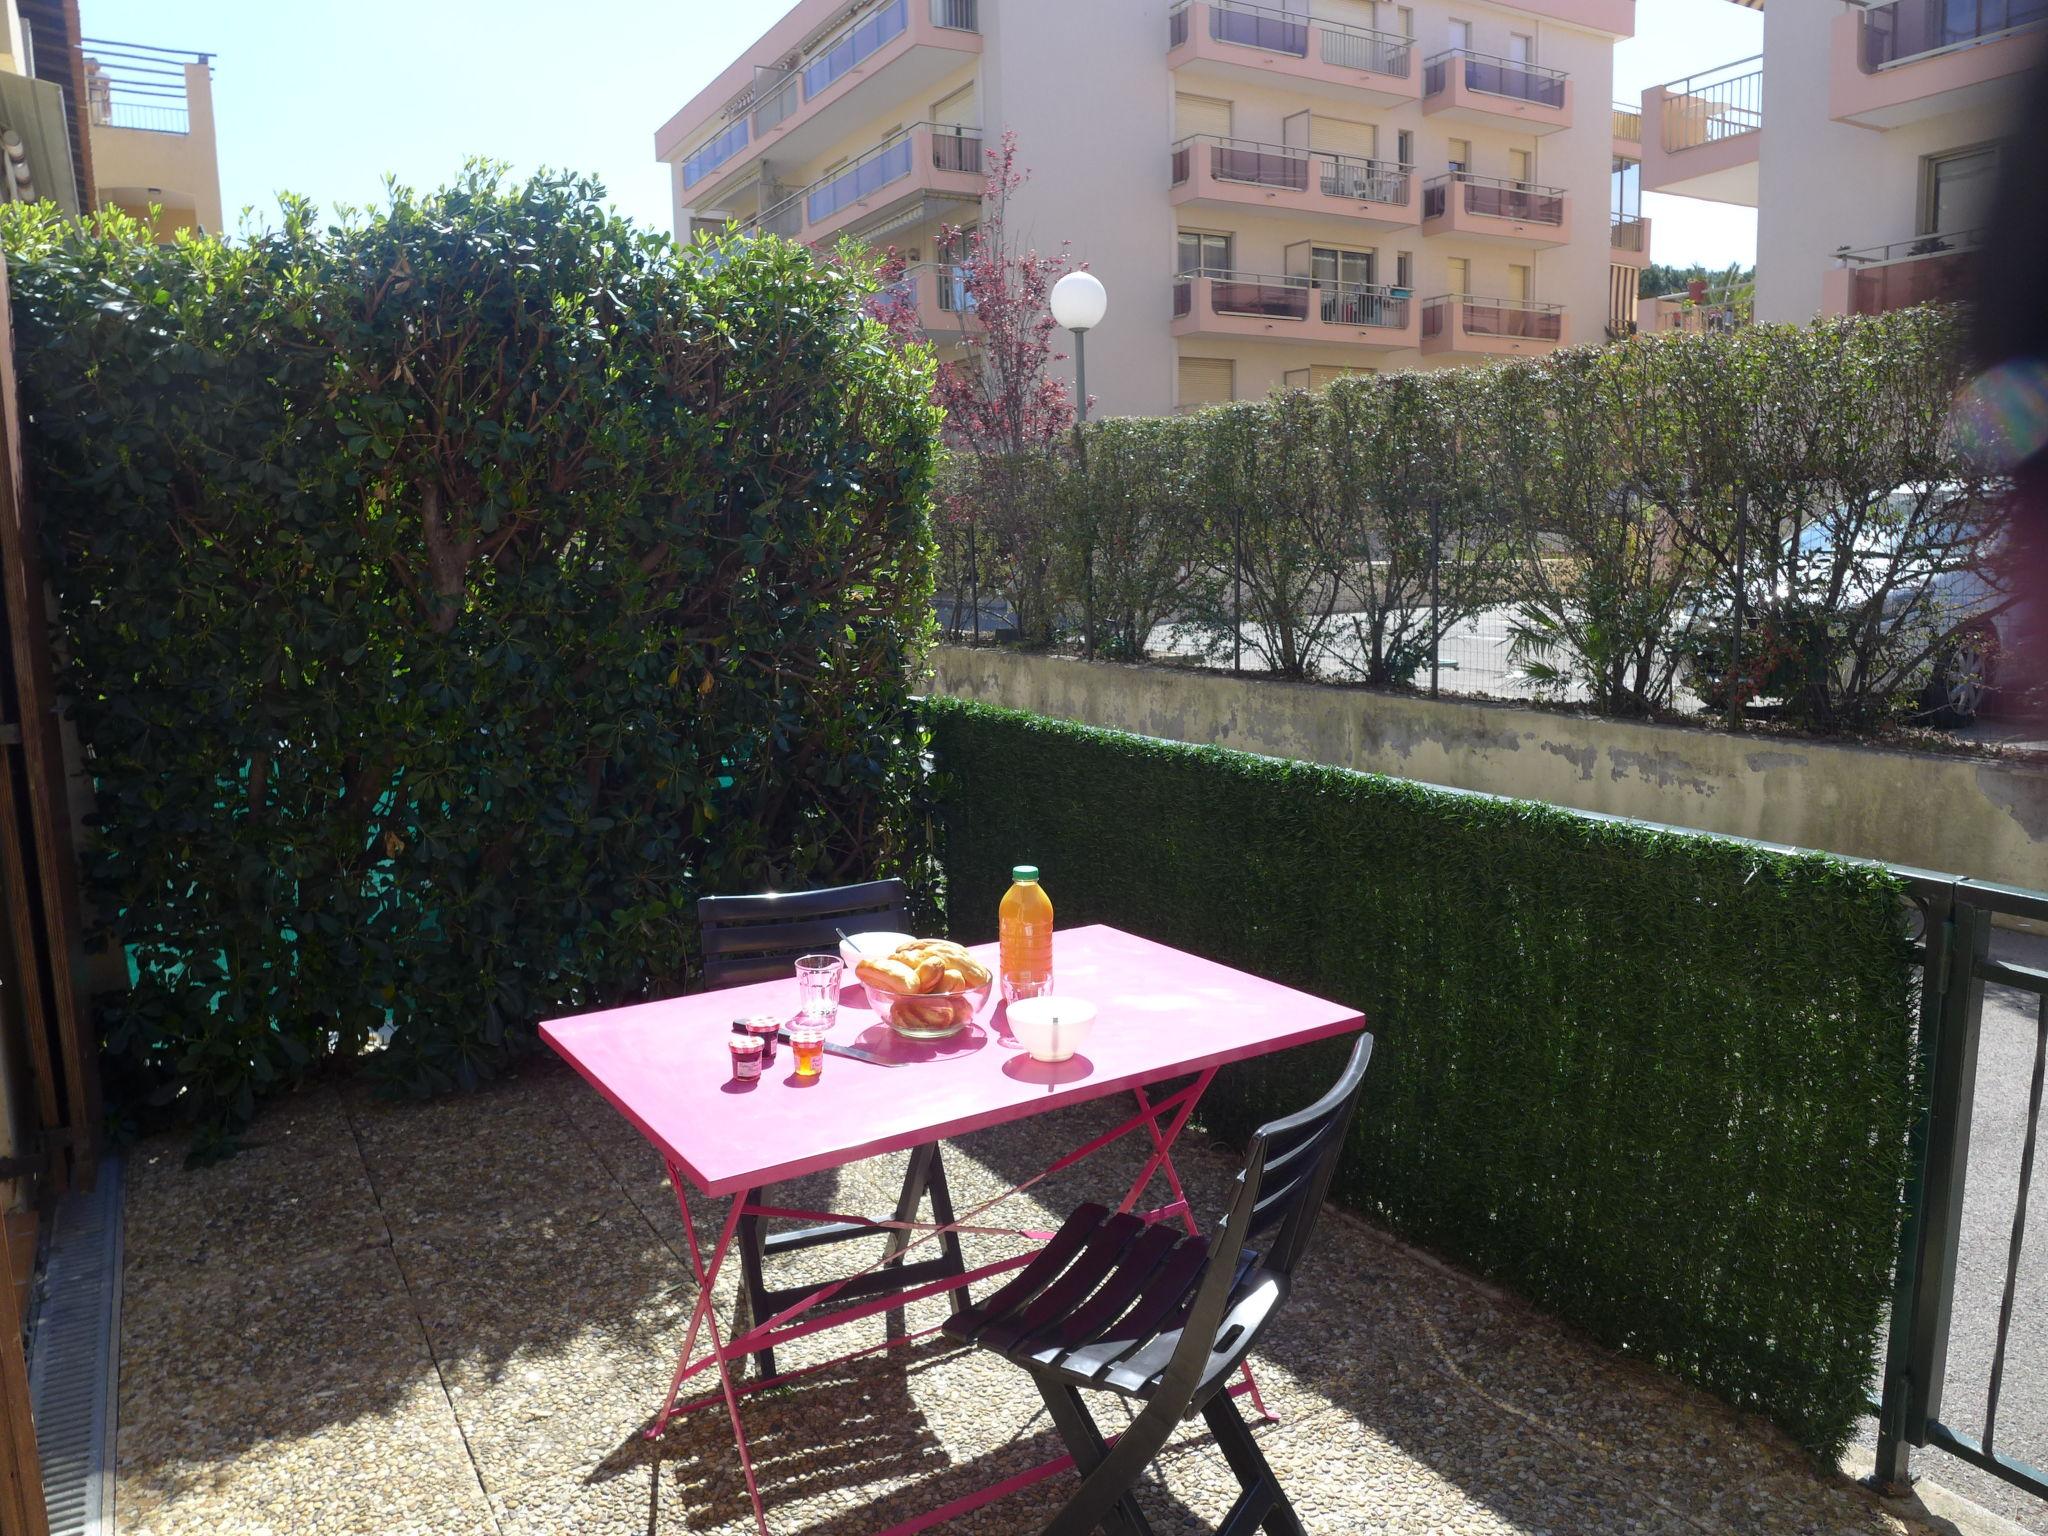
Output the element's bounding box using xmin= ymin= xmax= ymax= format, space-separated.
xmin=857 ymin=973 xmax=995 ymax=1040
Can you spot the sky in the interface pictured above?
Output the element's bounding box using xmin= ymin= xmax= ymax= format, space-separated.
xmin=79 ymin=0 xmax=1759 ymax=268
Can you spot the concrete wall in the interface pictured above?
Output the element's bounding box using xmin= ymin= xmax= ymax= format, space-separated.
xmin=928 ymin=645 xmax=2048 ymax=891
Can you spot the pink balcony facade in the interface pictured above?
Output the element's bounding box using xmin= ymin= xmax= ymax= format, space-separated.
xmin=1608 ymin=214 xmax=1651 ymax=269
xmin=1421 ymin=50 xmax=1573 ymax=135
xmin=1419 ymin=296 xmax=1567 ymax=357
xmin=1171 ymin=272 xmax=1421 ymax=352
xmin=1830 ymin=0 xmax=2045 ymax=127
xmin=1419 ymin=174 xmax=1571 ymax=247
xmin=1819 ymin=233 xmax=1981 ymax=316
xmin=1170 ymin=136 xmax=1418 ymax=231
xmin=768 ymin=124 xmax=984 ymax=248
xmin=1166 ymin=1 xmax=1418 ymax=108
xmin=659 ymin=0 xmax=982 ymax=208
xmin=1639 ymin=59 xmax=1760 ymax=205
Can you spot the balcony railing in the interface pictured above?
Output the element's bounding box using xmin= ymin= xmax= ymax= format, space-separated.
xmin=930 ymin=0 xmax=978 ymax=30
xmin=881 ymin=261 xmax=975 ymax=317
xmin=1612 ymin=102 xmax=1642 ymax=141
xmin=751 ymin=68 xmax=801 ymax=137
xmin=1861 ymin=0 xmax=2047 ymax=69
xmin=80 ymin=38 xmax=206 ymax=135
xmin=1658 ymin=56 xmax=1762 ymax=150
xmin=801 ymin=124 xmax=982 ymax=228
xmin=1421 ymin=294 xmax=1564 ymax=340
xmin=682 ymin=117 xmax=750 ymax=191
xmin=1173 ymin=269 xmax=1409 ymax=329
xmin=1834 ymin=228 xmax=1983 ymax=313
xmin=1170 ymin=134 xmax=1410 ymax=205
xmin=803 ymin=0 xmax=910 ymax=99
xmin=1167 ymin=0 xmax=1413 ymax=75
xmin=1423 ymin=48 xmax=1568 ymax=108
xmin=1609 ymin=213 xmax=1647 ymax=252
xmin=1422 ymin=172 xmax=1565 ymax=224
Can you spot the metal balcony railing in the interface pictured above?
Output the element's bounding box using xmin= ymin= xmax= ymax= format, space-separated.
xmin=1658 ymin=56 xmax=1762 ymax=151
xmin=1612 ymin=102 xmax=1642 ymax=141
xmin=1170 ymin=135 xmax=1410 ymax=205
xmin=930 ymin=0 xmax=978 ymax=30
xmin=1166 ymin=1 xmax=1412 ymax=75
xmin=1423 ymin=48 xmax=1568 ymax=108
xmin=1172 ymin=269 xmax=1408 ymax=329
xmin=682 ymin=117 xmax=750 ymax=191
xmin=880 ymin=262 xmax=975 ymax=316
xmin=1422 ymin=172 xmax=1566 ymax=224
xmin=1834 ymin=228 xmax=1982 ymax=313
xmin=1609 ymin=213 xmax=1647 ymax=252
xmin=803 ymin=125 xmax=981 ymax=228
xmin=1861 ymin=0 xmax=2046 ymax=68
xmin=81 ymin=38 xmax=206 ymax=134
xmin=1421 ymin=294 xmax=1564 ymax=340
xmin=803 ymin=0 xmax=909 ymax=99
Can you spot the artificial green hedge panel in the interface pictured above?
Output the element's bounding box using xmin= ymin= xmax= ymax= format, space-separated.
xmin=926 ymin=698 xmax=1915 ymax=1460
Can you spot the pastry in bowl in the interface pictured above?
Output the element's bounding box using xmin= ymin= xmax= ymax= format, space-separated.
xmin=855 ymin=938 xmax=995 ymax=1039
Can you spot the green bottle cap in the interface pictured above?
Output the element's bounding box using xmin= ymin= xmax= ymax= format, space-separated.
xmin=1012 ymin=865 xmax=1040 ymax=882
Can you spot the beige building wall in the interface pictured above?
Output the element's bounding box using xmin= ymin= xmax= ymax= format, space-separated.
xmin=657 ymin=0 xmax=1637 ymax=417
xmin=89 ymin=53 xmax=223 ymax=238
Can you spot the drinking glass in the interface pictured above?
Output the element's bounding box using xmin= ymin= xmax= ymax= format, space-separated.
xmin=792 ymin=954 xmax=842 ymax=1078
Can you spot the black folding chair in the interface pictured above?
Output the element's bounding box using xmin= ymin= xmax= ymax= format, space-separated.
xmin=942 ymin=1033 xmax=1374 ymax=1536
xmin=697 ymin=878 xmax=969 ymax=1379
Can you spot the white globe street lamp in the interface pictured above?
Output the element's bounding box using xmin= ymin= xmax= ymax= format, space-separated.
xmin=1049 ymin=271 xmax=1108 ymax=424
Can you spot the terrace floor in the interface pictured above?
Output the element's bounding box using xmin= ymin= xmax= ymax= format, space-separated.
xmin=114 ymin=1057 xmax=1959 ymax=1536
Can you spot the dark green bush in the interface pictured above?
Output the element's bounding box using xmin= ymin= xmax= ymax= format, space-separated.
xmin=928 ymin=697 xmax=1915 ymax=1460
xmin=3 ymin=174 xmax=939 ymax=1135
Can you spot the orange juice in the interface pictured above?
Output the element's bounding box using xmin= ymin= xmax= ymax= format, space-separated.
xmin=999 ymin=865 xmax=1053 ymax=1002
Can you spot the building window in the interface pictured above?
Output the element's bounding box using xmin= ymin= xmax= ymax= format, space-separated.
xmin=1446 ymin=256 xmax=1470 ymax=296
xmin=1395 ymin=250 xmax=1413 ymax=290
xmin=1508 ymin=264 xmax=1531 ymax=302
xmin=1178 ymin=356 xmax=1235 ymax=412
xmin=1509 ymin=147 xmax=1532 ymax=186
xmin=1397 ymin=128 xmax=1414 ymax=165
xmin=1449 ymin=17 xmax=1472 ymax=49
xmin=1284 ymin=365 xmax=1377 ymax=392
xmin=1921 ymin=144 xmax=2000 ymax=239
xmin=1177 ymin=231 xmax=1233 ymax=274
xmin=1611 ymin=155 xmax=1641 ymax=220
xmin=1447 ymin=137 xmax=1471 ymax=174
xmin=1508 ymin=31 xmax=1533 ymax=63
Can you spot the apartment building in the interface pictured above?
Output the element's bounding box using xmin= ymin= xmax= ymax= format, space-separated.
xmin=1644 ymin=0 xmax=2039 ymax=324
xmin=82 ymin=38 xmax=223 ymax=238
xmin=657 ymin=0 xmax=1640 ymax=416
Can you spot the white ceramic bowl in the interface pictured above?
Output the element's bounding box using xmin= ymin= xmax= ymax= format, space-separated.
xmin=839 ymin=930 xmax=916 ymax=969
xmin=1006 ymin=997 xmax=1097 ymax=1063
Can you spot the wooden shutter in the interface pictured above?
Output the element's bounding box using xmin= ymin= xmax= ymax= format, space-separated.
xmin=1178 ymin=357 xmax=1235 ymax=411
xmin=1310 ymin=116 xmax=1376 ymax=158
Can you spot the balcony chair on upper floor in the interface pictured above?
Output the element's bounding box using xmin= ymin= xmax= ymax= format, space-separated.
xmin=941 ymin=1032 xmax=1375 ymax=1536
xmin=697 ymin=877 xmax=968 ymax=1379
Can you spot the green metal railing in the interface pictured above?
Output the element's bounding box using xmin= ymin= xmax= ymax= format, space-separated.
xmin=1874 ymin=874 xmax=2048 ymax=1507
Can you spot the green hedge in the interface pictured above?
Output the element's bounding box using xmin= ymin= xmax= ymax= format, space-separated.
xmin=927 ymin=698 xmax=1915 ymax=1460
xmin=3 ymin=176 xmax=939 ymax=1139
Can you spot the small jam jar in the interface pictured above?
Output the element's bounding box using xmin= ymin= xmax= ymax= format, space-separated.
xmin=738 ymin=1014 xmax=780 ymax=1068
xmin=728 ymin=1025 xmax=764 ymax=1083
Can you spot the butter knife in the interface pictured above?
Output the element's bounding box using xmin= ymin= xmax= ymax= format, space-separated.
xmin=777 ymin=1028 xmax=901 ymax=1068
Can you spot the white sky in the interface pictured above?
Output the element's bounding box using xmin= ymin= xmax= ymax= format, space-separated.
xmin=76 ymin=0 xmax=1760 ymax=268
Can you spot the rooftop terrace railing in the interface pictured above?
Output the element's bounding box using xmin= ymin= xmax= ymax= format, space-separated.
xmin=80 ymin=37 xmax=207 ymax=135
xmin=1862 ymin=0 xmax=2048 ymax=69
xmin=1659 ymin=55 xmax=1762 ymax=151
xmin=1422 ymin=171 xmax=1566 ymax=224
xmin=1168 ymin=0 xmax=1413 ymax=75
xmin=1170 ymin=133 xmax=1411 ymax=205
xmin=1423 ymin=47 xmax=1568 ymax=107
xmin=1610 ymin=212 xmax=1647 ymax=251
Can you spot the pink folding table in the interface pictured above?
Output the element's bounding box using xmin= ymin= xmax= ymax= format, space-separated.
xmin=541 ymin=923 xmax=1365 ymax=1535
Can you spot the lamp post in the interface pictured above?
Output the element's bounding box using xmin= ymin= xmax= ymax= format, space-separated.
xmin=1049 ymin=271 xmax=1107 ymax=655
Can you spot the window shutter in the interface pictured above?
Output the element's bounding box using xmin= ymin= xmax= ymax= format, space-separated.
xmin=1178 ymin=357 xmax=1235 ymax=410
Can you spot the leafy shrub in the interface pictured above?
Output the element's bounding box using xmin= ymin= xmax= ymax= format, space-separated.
xmin=944 ymin=307 xmax=2002 ymax=730
xmin=928 ymin=697 xmax=1916 ymax=1462
xmin=4 ymin=173 xmax=939 ymax=1136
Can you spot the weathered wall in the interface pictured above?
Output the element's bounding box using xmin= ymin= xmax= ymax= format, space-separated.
xmin=927 ymin=646 xmax=2048 ymax=890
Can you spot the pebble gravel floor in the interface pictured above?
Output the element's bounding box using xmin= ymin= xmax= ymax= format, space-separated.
xmin=113 ymin=1057 xmax=1946 ymax=1535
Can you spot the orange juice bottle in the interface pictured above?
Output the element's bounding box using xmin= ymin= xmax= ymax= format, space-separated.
xmin=999 ymin=865 xmax=1053 ymax=1002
